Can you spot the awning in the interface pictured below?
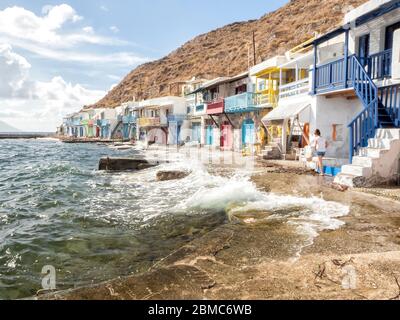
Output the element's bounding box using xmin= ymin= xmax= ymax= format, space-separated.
xmin=262 ymin=103 xmax=310 ymax=122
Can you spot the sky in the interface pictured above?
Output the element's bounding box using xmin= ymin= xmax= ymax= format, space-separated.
xmin=0 ymin=0 xmax=288 ymax=132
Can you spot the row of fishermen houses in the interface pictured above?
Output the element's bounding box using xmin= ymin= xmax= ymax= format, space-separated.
xmin=59 ymin=0 xmax=400 ymax=187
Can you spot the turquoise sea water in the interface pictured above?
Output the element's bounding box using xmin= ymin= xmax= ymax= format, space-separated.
xmin=0 ymin=139 xmax=226 ymax=299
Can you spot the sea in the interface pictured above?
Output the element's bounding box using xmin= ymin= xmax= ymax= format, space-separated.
xmin=0 ymin=139 xmax=349 ymax=299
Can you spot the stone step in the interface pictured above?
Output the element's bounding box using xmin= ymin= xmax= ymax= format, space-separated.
xmin=334 ymin=173 xmax=358 ymax=188
xmin=352 ymin=156 xmax=375 ymax=167
xmin=341 ymin=164 xmax=372 ymax=177
xmin=375 ymin=128 xmax=400 ymax=140
xmin=368 ymin=138 xmax=393 ymax=149
xmin=358 ymin=147 xmax=389 ymax=158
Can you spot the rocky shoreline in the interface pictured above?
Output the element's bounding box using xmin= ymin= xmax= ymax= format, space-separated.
xmin=38 ymin=163 xmax=400 ymax=300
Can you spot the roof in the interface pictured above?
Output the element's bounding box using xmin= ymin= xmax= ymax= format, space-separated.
xmin=278 ymin=51 xmax=314 ymax=69
xmin=311 ymin=0 xmax=400 ymax=46
xmin=188 ymin=72 xmax=249 ymax=95
xmin=138 ymin=96 xmax=185 ymax=108
xmin=345 ymin=0 xmax=400 ymax=25
xmin=262 ymin=103 xmax=311 ymax=122
xmin=311 ymin=25 xmax=348 ymax=46
xmin=250 ymin=56 xmax=288 ymax=76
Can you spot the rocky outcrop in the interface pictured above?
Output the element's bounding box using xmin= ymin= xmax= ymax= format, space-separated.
xmin=156 ymin=170 xmax=191 ymax=181
xmin=98 ymin=157 xmax=159 ymax=171
xmin=90 ymin=0 xmax=367 ymax=109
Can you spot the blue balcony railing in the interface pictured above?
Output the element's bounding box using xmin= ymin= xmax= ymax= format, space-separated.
xmin=122 ymin=115 xmax=137 ymax=124
xmin=314 ymin=50 xmax=393 ymax=93
xmin=100 ymin=119 xmax=110 ymax=126
xmin=224 ymin=92 xmax=259 ymax=113
xmin=314 ymin=55 xmax=355 ymax=93
xmin=367 ymin=49 xmax=392 ymax=80
xmin=167 ymin=115 xmax=186 ymax=123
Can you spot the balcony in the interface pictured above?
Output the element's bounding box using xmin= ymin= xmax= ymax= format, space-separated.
xmin=80 ymin=119 xmax=89 ymax=126
xmin=314 ymin=55 xmax=354 ymax=93
xmin=313 ymin=50 xmax=393 ymax=94
xmin=279 ymin=78 xmax=310 ymax=100
xmin=224 ymin=93 xmax=259 ymax=113
xmin=254 ymin=91 xmax=278 ymax=108
xmin=138 ymin=117 xmax=161 ymax=127
xmin=367 ymin=49 xmax=392 ymax=80
xmin=167 ymin=115 xmax=186 ymax=123
xmin=206 ymin=98 xmax=224 ymax=115
xmin=100 ymin=119 xmax=110 ymax=127
xmin=122 ymin=115 xmax=137 ymax=124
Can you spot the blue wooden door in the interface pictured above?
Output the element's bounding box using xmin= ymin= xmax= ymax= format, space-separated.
xmin=192 ymin=124 xmax=201 ymax=143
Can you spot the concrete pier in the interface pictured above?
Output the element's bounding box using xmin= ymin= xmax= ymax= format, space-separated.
xmin=0 ymin=133 xmax=52 ymax=139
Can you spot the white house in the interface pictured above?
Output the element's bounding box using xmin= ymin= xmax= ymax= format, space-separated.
xmin=308 ymin=0 xmax=400 ymax=185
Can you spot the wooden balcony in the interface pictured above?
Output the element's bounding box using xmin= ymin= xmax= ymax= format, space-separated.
xmin=206 ymin=98 xmax=224 ymax=115
xmin=279 ymin=78 xmax=310 ymax=100
xmin=313 ymin=50 xmax=393 ymax=94
xmin=138 ymin=117 xmax=161 ymax=127
xmin=224 ymin=93 xmax=259 ymax=113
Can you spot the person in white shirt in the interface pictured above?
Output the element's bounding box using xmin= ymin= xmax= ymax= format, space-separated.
xmin=313 ymin=129 xmax=328 ymax=176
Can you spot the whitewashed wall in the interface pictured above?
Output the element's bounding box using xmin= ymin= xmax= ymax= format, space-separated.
xmin=311 ymin=95 xmax=363 ymax=158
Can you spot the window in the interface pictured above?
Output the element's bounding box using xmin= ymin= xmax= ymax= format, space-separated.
xmin=257 ymin=79 xmax=266 ymax=92
xmin=332 ymin=124 xmax=344 ymax=141
xmin=235 ymin=84 xmax=247 ymax=95
xmin=358 ymin=34 xmax=370 ymax=66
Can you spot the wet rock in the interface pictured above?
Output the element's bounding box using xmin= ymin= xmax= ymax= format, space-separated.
xmin=99 ymin=157 xmax=159 ymax=171
xmin=156 ymin=170 xmax=190 ymax=181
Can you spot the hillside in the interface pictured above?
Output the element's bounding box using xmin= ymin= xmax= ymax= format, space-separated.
xmin=92 ymin=0 xmax=368 ymax=109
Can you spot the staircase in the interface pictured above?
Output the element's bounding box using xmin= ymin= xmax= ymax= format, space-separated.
xmin=334 ymin=56 xmax=400 ymax=187
xmin=260 ymin=141 xmax=282 ymax=160
xmin=334 ymin=129 xmax=400 ymax=187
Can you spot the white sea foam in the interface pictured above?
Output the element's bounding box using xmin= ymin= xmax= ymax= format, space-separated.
xmin=92 ymin=148 xmax=350 ymax=256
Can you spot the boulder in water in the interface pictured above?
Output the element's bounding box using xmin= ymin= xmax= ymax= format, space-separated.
xmin=99 ymin=157 xmax=159 ymax=171
xmin=156 ymin=170 xmax=190 ymax=181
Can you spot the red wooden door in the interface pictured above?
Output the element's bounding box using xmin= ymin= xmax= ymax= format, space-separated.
xmin=220 ymin=122 xmax=233 ymax=149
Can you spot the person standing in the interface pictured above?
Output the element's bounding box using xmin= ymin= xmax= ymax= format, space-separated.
xmin=313 ymin=129 xmax=328 ymax=176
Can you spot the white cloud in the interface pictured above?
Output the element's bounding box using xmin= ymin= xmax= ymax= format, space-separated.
xmin=0 ymin=5 xmax=148 ymax=66
xmin=0 ymin=45 xmax=105 ymax=132
xmin=0 ymin=5 xmax=83 ymax=46
xmin=82 ymin=26 xmax=94 ymax=34
xmin=0 ymin=5 xmax=130 ymax=48
xmin=6 ymin=40 xmax=148 ymax=66
xmin=41 ymin=5 xmax=54 ymax=15
xmin=0 ymin=44 xmax=33 ymax=98
xmin=110 ymin=26 xmax=119 ymax=33
xmin=100 ymin=5 xmax=109 ymax=12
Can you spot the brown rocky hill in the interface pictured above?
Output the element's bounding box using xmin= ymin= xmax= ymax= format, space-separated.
xmin=92 ymin=0 xmax=367 ymax=109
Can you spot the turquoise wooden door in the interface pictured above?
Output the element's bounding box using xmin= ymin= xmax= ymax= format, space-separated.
xmin=206 ymin=126 xmax=213 ymax=145
xmin=242 ymin=120 xmax=255 ymax=145
xmin=123 ymin=124 xmax=129 ymax=140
